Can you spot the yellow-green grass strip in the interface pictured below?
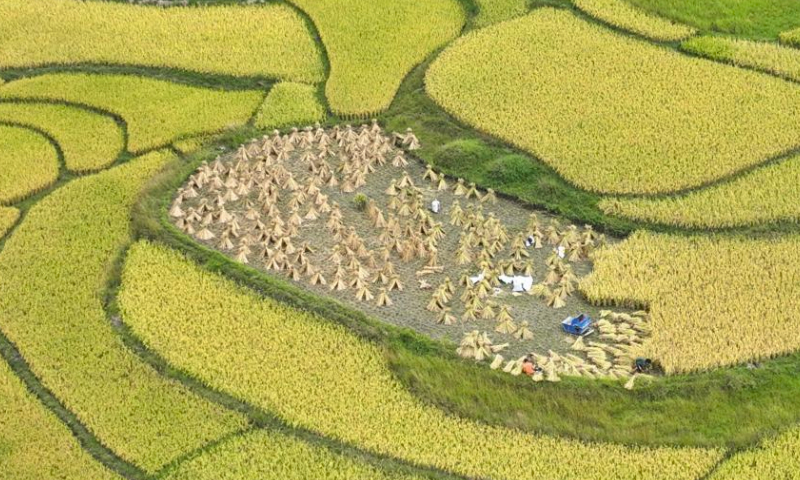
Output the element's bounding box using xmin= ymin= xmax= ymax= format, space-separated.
xmin=120 ymin=241 xmax=722 ymax=480
xmin=162 ymin=428 xmax=424 ymax=480
xmin=287 ymin=0 xmax=464 ymax=117
xmin=473 ymin=0 xmax=528 ymax=28
xmin=0 ymin=73 xmax=264 ymax=153
xmin=0 ymin=0 xmax=323 ymax=82
xmin=0 ymin=102 xmax=124 ymax=173
xmin=0 ymin=356 xmax=120 ymax=480
xmin=600 ymin=153 xmax=800 ymax=228
xmin=780 ymin=27 xmax=800 ymax=48
xmin=0 ymin=152 xmax=247 ymax=473
xmin=682 ymin=35 xmax=800 ymax=82
xmin=254 ymin=82 xmax=326 ymax=129
xmin=708 ymin=426 xmax=800 ymax=480
xmin=0 ymin=206 xmax=19 ymax=239
xmin=0 ymin=125 xmax=59 ymax=204
xmin=581 ymin=231 xmax=800 ymax=374
xmin=573 ymin=0 xmax=696 ymax=41
xmin=426 ymin=9 xmax=800 ymax=195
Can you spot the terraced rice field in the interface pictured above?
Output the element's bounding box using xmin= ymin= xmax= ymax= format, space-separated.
xmin=2 ymin=0 xmax=800 ymax=478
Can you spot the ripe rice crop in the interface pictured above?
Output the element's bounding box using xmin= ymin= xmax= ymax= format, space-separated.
xmin=780 ymin=27 xmax=800 ymax=48
xmin=574 ymin=0 xmax=696 ymax=41
xmin=707 ymin=427 xmax=800 ymax=480
xmin=0 ymin=125 xmax=59 ymax=204
xmin=0 ymin=357 xmax=118 ymax=480
xmin=287 ymin=0 xmax=464 ymax=116
xmin=581 ymin=231 xmax=800 ymax=374
xmin=162 ymin=428 xmax=423 ymax=480
xmin=0 ymin=152 xmax=246 ymax=472
xmin=426 ymin=8 xmax=800 ymax=194
xmin=599 ymin=153 xmax=800 ymax=228
xmin=0 ymin=206 xmax=19 ymax=239
xmin=119 ymin=241 xmax=722 ymax=480
xmin=473 ymin=0 xmax=528 ymax=28
xmin=0 ymin=0 xmax=323 ymax=82
xmin=0 ymin=102 xmax=124 ymax=173
xmin=682 ymin=36 xmax=800 ymax=82
xmin=0 ymin=73 xmax=263 ymax=153
xmin=254 ymin=82 xmax=325 ymax=129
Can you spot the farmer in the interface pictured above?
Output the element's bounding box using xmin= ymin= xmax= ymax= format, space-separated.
xmin=634 ymin=357 xmax=652 ymax=373
xmin=430 ymin=198 xmax=441 ymax=214
xmin=522 ymin=356 xmax=535 ymax=376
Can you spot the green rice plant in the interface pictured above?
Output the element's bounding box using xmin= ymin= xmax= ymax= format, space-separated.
xmin=708 ymin=426 xmax=800 ymax=479
xmin=0 ymin=357 xmax=119 ymax=480
xmin=0 ymin=102 xmax=124 ymax=173
xmin=0 ymin=73 xmax=264 ymax=153
xmin=781 ymin=27 xmax=800 ymax=47
xmin=0 ymin=206 xmax=19 ymax=239
xmin=162 ymin=428 xmax=423 ymax=480
xmin=581 ymin=231 xmax=800 ymax=374
xmin=426 ymin=9 xmax=800 ymax=194
xmin=287 ymin=0 xmax=464 ymax=116
xmin=574 ymin=0 xmax=696 ymax=41
xmin=624 ymin=0 xmax=800 ymax=39
xmin=0 ymin=125 xmax=59 ymax=204
xmin=119 ymin=241 xmax=722 ymax=480
xmin=254 ymin=82 xmax=326 ymax=129
xmin=473 ymin=0 xmax=528 ymax=28
xmin=682 ymin=35 xmax=800 ymax=81
xmin=0 ymin=0 xmax=323 ymax=82
xmin=0 ymin=152 xmax=247 ymax=472
xmin=599 ymin=153 xmax=800 ymax=228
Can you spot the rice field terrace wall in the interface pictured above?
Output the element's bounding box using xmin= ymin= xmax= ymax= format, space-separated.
xmin=681 ymin=36 xmax=800 ymax=82
xmin=0 ymin=124 xmax=59 ymax=204
xmin=425 ymin=8 xmax=800 ymax=195
xmin=287 ymin=0 xmax=465 ymax=116
xmin=254 ymin=82 xmax=326 ymax=129
xmin=0 ymin=102 xmax=124 ymax=173
xmin=599 ymin=153 xmax=800 ymax=228
xmin=119 ymin=240 xmax=722 ymax=480
xmin=581 ymin=231 xmax=800 ymax=374
xmin=0 ymin=151 xmax=247 ymax=473
xmin=0 ymin=0 xmax=324 ymax=82
xmin=0 ymin=73 xmax=264 ymax=153
xmin=573 ymin=0 xmax=696 ymax=41
xmin=0 ymin=356 xmax=119 ymax=480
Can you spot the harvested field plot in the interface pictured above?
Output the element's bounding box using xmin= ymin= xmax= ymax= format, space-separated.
xmin=426 ymin=8 xmax=800 ymax=194
xmin=169 ymin=123 xmax=641 ymax=367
